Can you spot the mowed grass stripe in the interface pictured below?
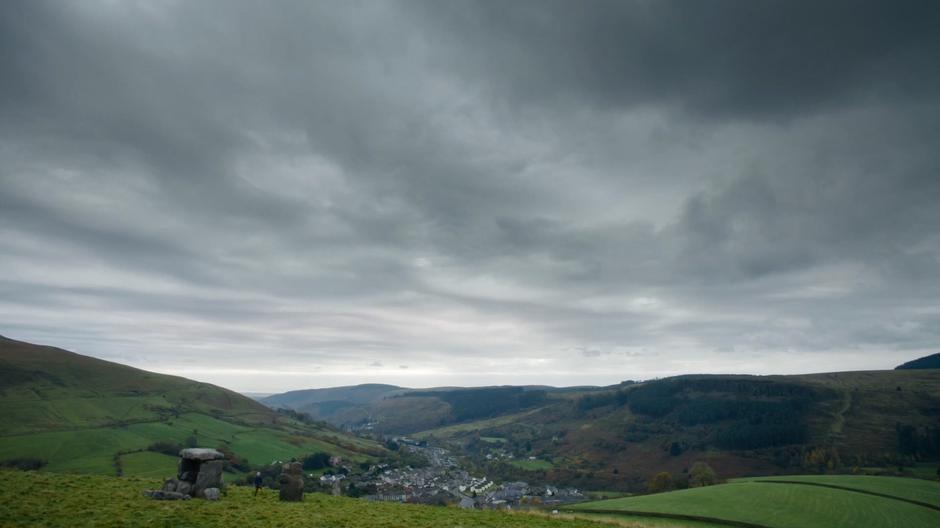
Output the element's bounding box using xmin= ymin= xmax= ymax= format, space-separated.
xmin=736 ymin=475 xmax=940 ymax=508
xmin=748 ymin=480 xmax=940 ymax=512
xmin=570 ymin=481 xmax=940 ymax=528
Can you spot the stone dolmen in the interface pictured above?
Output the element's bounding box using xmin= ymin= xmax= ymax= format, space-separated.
xmin=143 ymin=447 xmax=225 ymax=501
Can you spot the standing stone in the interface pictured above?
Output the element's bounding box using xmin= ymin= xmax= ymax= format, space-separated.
xmin=193 ymin=460 xmax=224 ymax=498
xmin=203 ymin=488 xmax=221 ymax=501
xmin=278 ymin=462 xmax=304 ymax=502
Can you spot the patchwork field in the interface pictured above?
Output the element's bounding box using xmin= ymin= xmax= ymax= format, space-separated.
xmin=412 ymin=408 xmax=544 ymax=439
xmin=120 ymin=451 xmax=179 ymax=478
xmin=0 ymin=336 xmax=385 ymax=478
xmin=0 ymin=412 xmax=373 ymax=476
xmin=570 ymin=476 xmax=940 ymax=528
xmin=510 ymin=459 xmax=555 ymax=471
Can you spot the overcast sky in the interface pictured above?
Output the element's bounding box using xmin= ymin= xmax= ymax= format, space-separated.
xmin=2 ymin=1 xmax=939 ymax=392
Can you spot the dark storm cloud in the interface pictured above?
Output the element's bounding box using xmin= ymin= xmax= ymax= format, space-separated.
xmin=1 ymin=1 xmax=938 ymax=390
xmin=413 ymin=0 xmax=940 ymax=118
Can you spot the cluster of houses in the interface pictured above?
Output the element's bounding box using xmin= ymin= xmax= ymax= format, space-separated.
xmin=474 ymin=481 xmax=584 ymax=509
xmin=346 ymin=440 xmax=582 ymax=510
xmin=484 ymin=447 xmax=515 ymax=461
xmin=319 ymin=473 xmax=346 ymax=485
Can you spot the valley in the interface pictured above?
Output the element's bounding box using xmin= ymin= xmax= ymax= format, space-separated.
xmin=264 ymin=370 xmax=940 ymax=492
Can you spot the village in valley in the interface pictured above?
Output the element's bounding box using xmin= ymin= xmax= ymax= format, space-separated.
xmin=317 ymin=438 xmax=583 ymax=510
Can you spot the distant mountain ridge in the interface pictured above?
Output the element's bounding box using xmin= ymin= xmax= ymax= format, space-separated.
xmin=261 ymin=383 xmax=605 ymax=432
xmin=896 ymin=353 xmax=940 ymax=370
xmin=263 ymin=383 xmax=406 ymax=408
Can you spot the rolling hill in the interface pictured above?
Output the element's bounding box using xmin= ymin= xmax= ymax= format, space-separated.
xmin=262 ymin=384 xmax=580 ymax=433
xmin=261 ymin=384 xmax=407 ymax=427
xmin=0 ymin=335 xmax=384 ymax=476
xmin=402 ymin=371 xmax=940 ymax=491
xmin=897 ymin=353 xmax=940 ymax=370
xmin=263 ymin=384 xmax=406 ymax=409
xmin=570 ymin=474 xmax=940 ymax=528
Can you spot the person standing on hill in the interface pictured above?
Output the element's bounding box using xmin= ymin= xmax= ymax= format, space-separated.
xmin=253 ymin=472 xmax=263 ymax=495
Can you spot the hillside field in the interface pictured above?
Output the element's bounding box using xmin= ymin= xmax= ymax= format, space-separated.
xmin=0 ymin=412 xmax=374 ymax=475
xmin=570 ymin=475 xmax=940 ymax=528
xmin=0 ymin=470 xmax=697 ymax=528
xmin=734 ymin=474 xmax=940 ymax=507
xmin=0 ymin=336 xmax=385 ymax=477
xmin=510 ymin=459 xmax=555 ymax=471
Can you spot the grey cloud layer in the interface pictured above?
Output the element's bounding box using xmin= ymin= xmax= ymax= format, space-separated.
xmin=414 ymin=0 xmax=940 ymax=117
xmin=1 ymin=1 xmax=938 ymax=390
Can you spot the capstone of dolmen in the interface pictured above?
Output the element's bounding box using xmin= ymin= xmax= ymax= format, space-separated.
xmin=278 ymin=462 xmax=304 ymax=502
xmin=179 ymin=448 xmax=226 ymax=461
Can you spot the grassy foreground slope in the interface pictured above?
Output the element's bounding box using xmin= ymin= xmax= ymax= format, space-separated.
xmin=570 ymin=477 xmax=940 ymax=528
xmin=0 ymin=336 xmax=384 ymax=475
xmin=0 ymin=470 xmax=676 ymax=528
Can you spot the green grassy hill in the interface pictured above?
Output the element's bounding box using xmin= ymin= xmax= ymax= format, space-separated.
xmin=0 ymin=470 xmax=679 ymax=528
xmin=734 ymin=475 xmax=940 ymax=507
xmin=569 ymin=475 xmax=940 ymax=528
xmin=0 ymin=336 xmax=384 ymax=476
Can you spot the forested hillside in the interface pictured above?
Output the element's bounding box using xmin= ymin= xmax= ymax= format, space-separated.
xmin=264 ymin=384 xmax=570 ymax=433
xmin=412 ymin=371 xmax=940 ymax=491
